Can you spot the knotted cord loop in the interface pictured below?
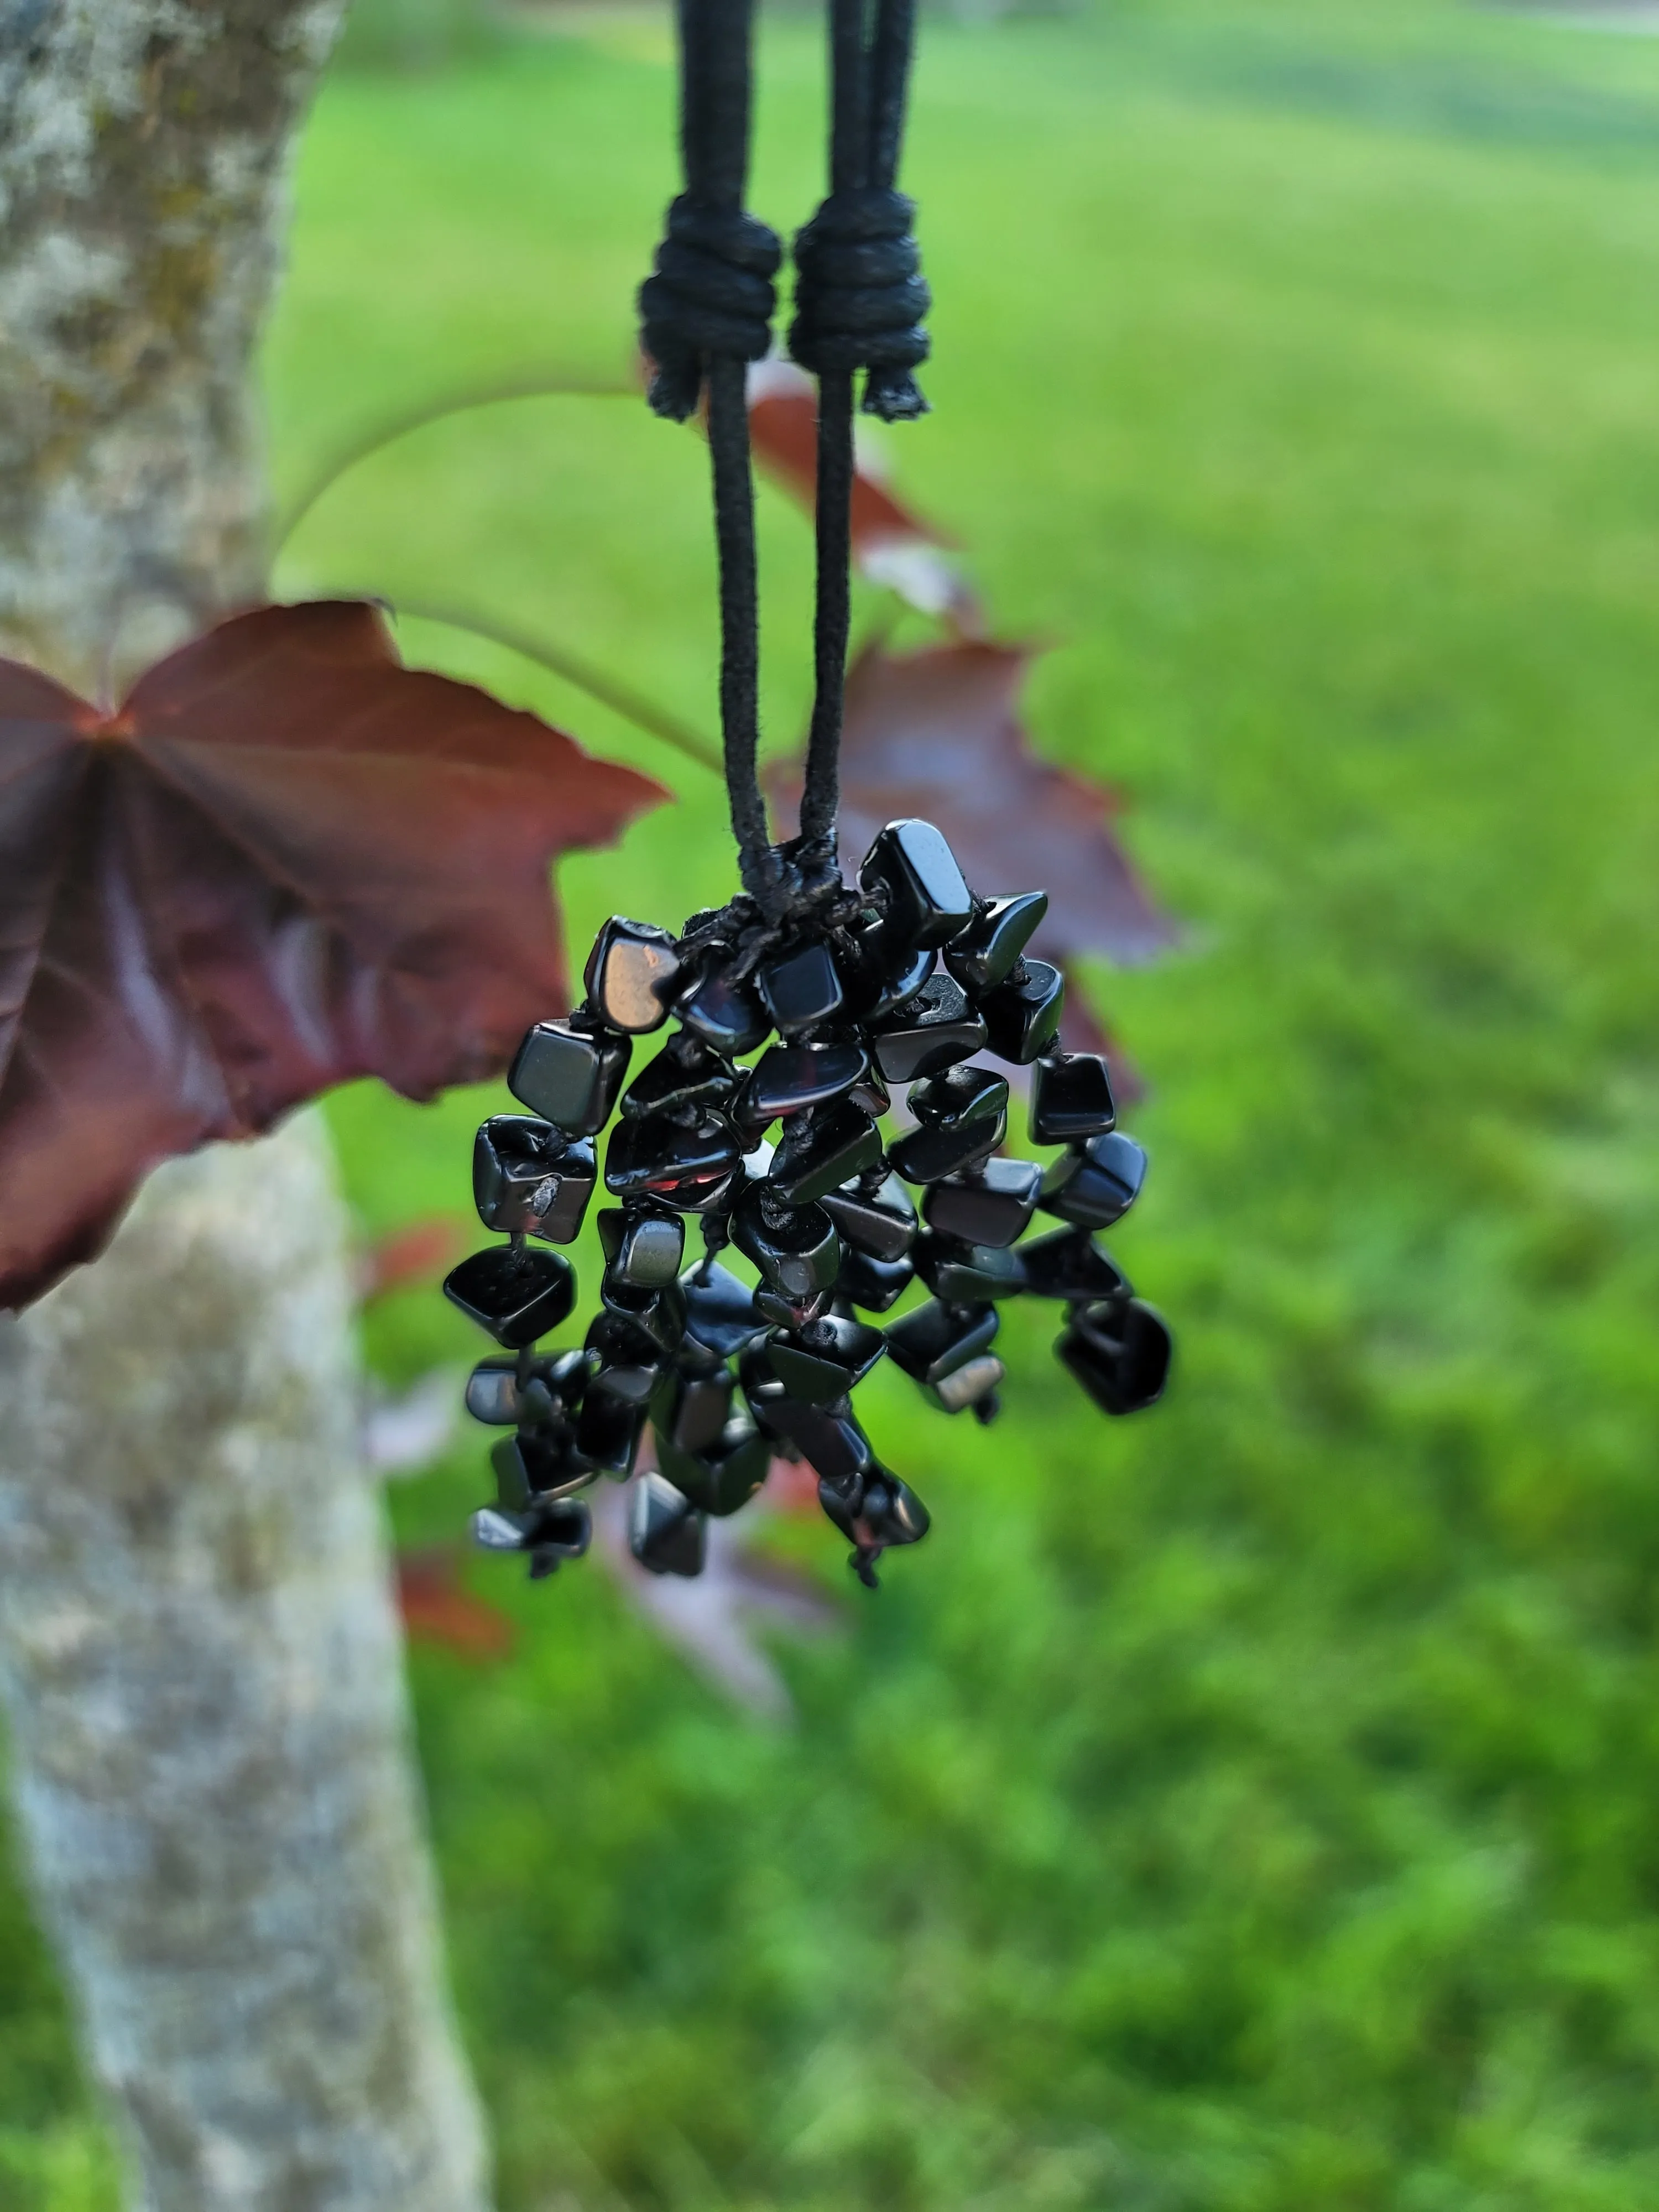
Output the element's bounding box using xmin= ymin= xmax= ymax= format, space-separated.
xmin=790 ymin=187 xmax=929 ymax=421
xmin=640 ymin=0 xmax=784 ymax=912
xmin=794 ymin=0 xmax=928 ymax=859
xmin=640 ymin=196 xmax=781 ymax=424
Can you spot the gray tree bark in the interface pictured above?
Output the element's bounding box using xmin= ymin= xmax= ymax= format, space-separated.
xmin=0 ymin=9 xmax=493 ymax=2212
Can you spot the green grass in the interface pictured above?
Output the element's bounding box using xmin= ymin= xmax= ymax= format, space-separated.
xmin=9 ymin=0 xmax=1659 ymax=2204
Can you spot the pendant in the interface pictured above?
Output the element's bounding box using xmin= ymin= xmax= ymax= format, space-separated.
xmin=444 ymin=818 xmax=1170 ymax=1589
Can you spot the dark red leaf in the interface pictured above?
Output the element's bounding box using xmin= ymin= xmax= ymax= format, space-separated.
xmin=0 ymin=600 xmax=663 ymax=1309
xmin=358 ymin=1216 xmax=468 ymax=1305
xmin=768 ymin=639 xmax=1180 ymax=971
xmin=396 ymin=1547 xmax=517 ymax=1662
xmin=747 ymin=364 xmax=979 ymax=627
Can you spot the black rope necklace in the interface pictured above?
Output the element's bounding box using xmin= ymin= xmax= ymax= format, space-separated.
xmin=444 ymin=0 xmax=1170 ymax=1587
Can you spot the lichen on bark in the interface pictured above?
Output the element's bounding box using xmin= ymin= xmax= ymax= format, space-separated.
xmin=0 ymin=9 xmax=496 ymax=2209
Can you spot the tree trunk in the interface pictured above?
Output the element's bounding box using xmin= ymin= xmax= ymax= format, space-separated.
xmin=0 ymin=10 xmax=493 ymax=2211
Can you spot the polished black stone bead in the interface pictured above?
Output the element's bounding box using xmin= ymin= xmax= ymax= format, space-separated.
xmin=841 ymin=912 xmax=936 ymax=1021
xmin=630 ymin=1472 xmax=707 ymax=1577
xmin=768 ymin=1103 xmax=884 ymax=1209
xmin=473 ymin=1495 xmax=592 ymax=1573
xmin=680 ymin=1260 xmax=767 ymax=1359
xmin=834 ymin=1248 xmax=915 ymax=1312
xmin=654 ymin=1415 xmax=771 ymax=1517
xmin=889 ymin=1110 xmax=1006 ymax=1186
xmin=584 ymin=916 xmax=682 ymax=1033
xmin=739 ymin=1345 xmax=873 ymax=1478
xmin=1018 ymin=1226 xmax=1131 ymax=1303
xmin=980 ymin=959 xmax=1065 ymax=1065
xmin=465 ymin=1347 xmax=589 ymax=1426
xmin=658 ymin=1367 xmax=734 ymax=1453
xmin=490 ymin=1430 xmax=591 ymax=1507
xmin=922 ymin=1156 xmax=1044 ymax=1248
xmin=508 ymin=1019 xmax=631 ymax=1135
xmin=820 ymin=1169 xmax=916 ymax=1261
xmin=675 ymin=961 xmax=770 ymax=1056
xmin=1057 ymin=1297 xmax=1172 ymax=1415
xmin=619 ymin=1032 xmax=737 ymax=1121
xmin=889 ymin=1063 xmax=1008 ymax=1181
xmin=884 ymin=1298 xmax=999 ymax=1387
xmin=848 ymin=1067 xmax=892 ymax=1119
xmin=604 ymin=1109 xmax=742 ymax=1209
xmin=444 ymin=1244 xmax=577 ymax=1348
xmin=912 ymin=1233 xmax=1027 ymax=1304
xmin=574 ymin=1385 xmax=651 ymax=1475
xmin=473 ymin=1118 xmax=597 ymax=1243
xmin=1039 ymin=1131 xmax=1148 ymax=1230
xmin=861 ymin=1468 xmax=932 ymax=1547
xmin=1029 ymin=1052 xmax=1116 ymax=1145
xmin=597 ymin=1205 xmax=685 ymax=1291
xmin=927 ymin=1352 xmax=1006 ymax=1416
xmin=752 ymin=1284 xmax=836 ymax=1331
xmin=584 ymin=1303 xmax=673 ymax=1397
xmin=869 ymin=973 xmax=989 ymax=1084
xmin=731 ymin=1185 xmax=842 ymax=1302
xmin=596 ymin=1277 xmax=686 ymax=1359
xmin=859 ymin=818 xmax=975 ymax=950
xmin=768 ymin=1314 xmax=886 ymax=1406
xmin=945 ymin=892 xmax=1048 ymax=998
xmin=757 ymin=939 xmax=844 ymax=1032
xmin=737 ymin=1039 xmax=869 ymax=1126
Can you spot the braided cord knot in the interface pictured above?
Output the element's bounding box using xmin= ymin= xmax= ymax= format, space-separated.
xmin=640 ymin=194 xmax=783 ymax=422
xmin=789 ymin=186 xmax=930 ymax=422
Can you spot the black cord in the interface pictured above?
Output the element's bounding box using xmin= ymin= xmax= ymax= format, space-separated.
xmin=791 ymin=0 xmax=930 ymax=870
xmin=640 ymin=0 xmax=928 ymax=920
xmin=640 ymin=0 xmax=783 ymax=912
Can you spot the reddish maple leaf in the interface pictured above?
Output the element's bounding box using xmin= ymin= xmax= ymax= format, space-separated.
xmin=396 ymin=1547 xmax=517 ymax=1663
xmin=0 ymin=599 xmax=662 ymax=1310
xmin=768 ymin=639 xmax=1178 ymax=971
xmin=747 ymin=362 xmax=978 ymax=627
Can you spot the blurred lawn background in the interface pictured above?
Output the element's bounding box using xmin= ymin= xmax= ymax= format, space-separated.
xmin=7 ymin=0 xmax=1659 ymax=2205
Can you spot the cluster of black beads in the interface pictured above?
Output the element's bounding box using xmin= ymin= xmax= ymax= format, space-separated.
xmin=445 ymin=818 xmax=1171 ymax=1588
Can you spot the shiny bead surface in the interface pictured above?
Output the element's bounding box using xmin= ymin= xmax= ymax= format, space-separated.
xmin=1019 ymin=1227 xmax=1131 ymax=1304
xmin=509 ymin=1020 xmax=630 ymax=1135
xmin=681 ymin=1260 xmax=768 ymax=1359
xmin=444 ymin=1244 xmax=577 ymax=1348
xmin=820 ymin=1170 xmax=917 ymax=1261
xmin=768 ymin=1314 xmax=886 ymax=1406
xmin=768 ymin=1103 xmax=884 ymax=1209
xmin=630 ymin=1472 xmax=707 ymax=1577
xmin=597 ymin=1206 xmax=686 ymax=1291
xmin=1029 ymin=1052 xmax=1116 ymax=1145
xmin=1057 ymin=1297 xmax=1172 ymax=1416
xmin=619 ymin=1032 xmax=737 ymax=1121
xmin=928 ymin=1353 xmax=1005 ymax=1415
xmin=945 ymin=892 xmax=1048 ymax=997
xmin=889 ymin=1105 xmax=1006 ymax=1186
xmin=884 ymin=1298 xmax=999 ymax=1387
xmin=859 ymin=818 xmax=974 ymax=950
xmin=675 ymin=962 xmax=770 ymax=1056
xmin=922 ymin=1156 xmax=1043 ymax=1248
xmin=739 ymin=1039 xmax=869 ymax=1123
xmin=732 ymin=1186 xmax=842 ymax=1301
xmin=574 ymin=1386 xmax=650 ymax=1475
xmin=585 ymin=916 xmax=682 ymax=1032
xmin=490 ymin=1431 xmax=592 ymax=1506
xmin=757 ymin=939 xmax=845 ymax=1032
xmin=912 ymin=1233 xmax=1027 ymax=1304
xmin=869 ymin=972 xmax=989 ymax=1084
xmin=834 ymin=1247 xmax=914 ymax=1312
xmin=654 ymin=1415 xmax=771 ymax=1517
xmin=979 ymin=959 xmax=1065 ymax=1065
xmin=1039 ymin=1131 xmax=1148 ymax=1230
xmin=604 ymin=1109 xmax=742 ymax=1207
xmin=473 ymin=1118 xmax=596 ymax=1243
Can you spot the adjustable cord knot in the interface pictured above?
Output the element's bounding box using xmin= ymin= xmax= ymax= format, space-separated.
xmin=640 ymin=195 xmax=783 ymax=422
xmin=789 ymin=186 xmax=930 ymax=422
